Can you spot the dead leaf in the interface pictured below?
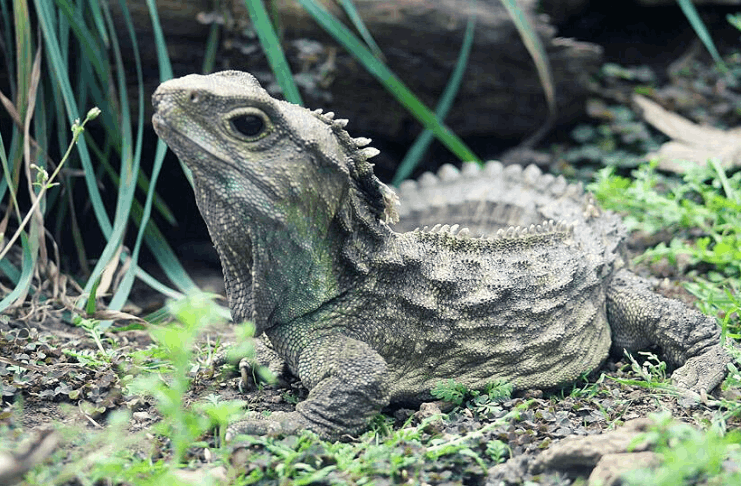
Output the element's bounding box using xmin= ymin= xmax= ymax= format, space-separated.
xmin=632 ymin=93 xmax=741 ymax=173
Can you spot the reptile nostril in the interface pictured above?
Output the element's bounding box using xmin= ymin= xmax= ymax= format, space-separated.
xmin=189 ymin=90 xmax=200 ymax=103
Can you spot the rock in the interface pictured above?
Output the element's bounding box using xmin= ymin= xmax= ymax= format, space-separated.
xmin=488 ymin=455 xmax=531 ymax=485
xmin=589 ymin=451 xmax=661 ymax=486
xmin=531 ymin=418 xmax=654 ymax=472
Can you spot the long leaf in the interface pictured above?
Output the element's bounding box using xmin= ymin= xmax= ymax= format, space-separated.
xmin=145 ymin=0 xmax=172 ymax=80
xmin=337 ymin=0 xmax=384 ymax=60
xmin=393 ymin=3 xmax=476 ymax=185
xmin=297 ymin=0 xmax=479 ymax=163
xmin=0 ymin=233 xmax=36 ymax=311
xmin=144 ymin=0 xmax=202 ymax=295
xmin=78 ymin=1 xmax=136 ymax=302
xmin=202 ymin=23 xmax=220 ymax=74
xmin=676 ymin=0 xmax=727 ymax=73
xmin=33 ymin=0 xmax=111 ymax=236
xmin=105 ymin=0 xmax=148 ymax=312
xmin=243 ymin=0 xmax=303 ymax=104
xmin=499 ymin=0 xmax=556 ymax=119
xmin=54 ymin=0 xmax=108 ymax=82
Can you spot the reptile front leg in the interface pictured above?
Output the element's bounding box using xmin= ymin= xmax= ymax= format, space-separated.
xmin=606 ymin=268 xmax=732 ymax=392
xmin=228 ymin=334 xmax=390 ymax=439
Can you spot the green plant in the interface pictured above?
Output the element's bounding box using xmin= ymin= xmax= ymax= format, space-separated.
xmin=718 ymin=347 xmax=741 ymax=421
xmin=567 ymin=372 xmax=608 ymax=399
xmin=431 ymin=379 xmax=469 ymax=406
xmin=623 ymin=411 xmax=741 ymax=486
xmin=564 ymin=100 xmax=664 ymax=170
xmin=589 ymin=160 xmax=741 ymax=337
xmin=0 ymin=0 xmax=205 ymax=330
xmin=194 ymin=394 xmax=249 ymax=448
xmin=607 ymin=351 xmax=683 ymax=396
xmin=129 ymin=292 xmax=248 ymax=463
xmin=485 ymin=439 xmax=510 ymax=464
xmin=431 ymin=378 xmax=513 ymax=409
xmin=74 ymin=317 xmax=112 ymax=359
xmin=624 ymin=351 xmax=668 ymax=385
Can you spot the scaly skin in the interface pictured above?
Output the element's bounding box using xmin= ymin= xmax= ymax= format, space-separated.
xmin=152 ymin=71 xmax=731 ymax=439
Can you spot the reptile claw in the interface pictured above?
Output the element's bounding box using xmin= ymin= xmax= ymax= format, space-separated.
xmin=670 ymin=345 xmax=731 ymax=393
xmin=226 ymin=411 xmax=305 ymax=440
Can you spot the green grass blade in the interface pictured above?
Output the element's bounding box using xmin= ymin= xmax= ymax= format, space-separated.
xmin=84 ymin=0 xmax=109 ymax=47
xmin=242 ymin=0 xmax=303 ymax=104
xmin=74 ymin=58 xmax=119 ymax=143
xmin=136 ymin=268 xmax=184 ymax=300
xmin=393 ymin=5 xmax=476 ymax=185
xmin=0 ymin=259 xmax=21 ymax=285
xmin=499 ymin=0 xmax=556 ymax=119
xmin=13 ymin=0 xmax=33 ymax=116
xmin=146 ymin=0 xmax=195 ymax=191
xmin=1 ymin=1 xmax=17 ymax=97
xmin=133 ymin=146 xmax=199 ymax=294
xmin=106 ymin=0 xmax=148 ymax=310
xmin=145 ymin=0 xmax=200 ymax=294
xmin=0 ymin=109 xmax=19 ymax=217
xmin=676 ymin=0 xmax=727 ymax=73
xmin=79 ymin=1 xmax=138 ymax=299
xmin=0 ymin=233 xmax=36 ymax=312
xmin=33 ymin=0 xmax=112 ymax=237
xmin=54 ymin=0 xmax=108 ymax=81
xmin=202 ymin=23 xmax=220 ymax=74
xmin=296 ymin=0 xmax=479 ymax=163
xmin=337 ymin=0 xmax=385 ymax=60
xmin=145 ymin=0 xmax=173 ymax=80
xmin=710 ymin=158 xmax=738 ymax=204
xmin=729 ymin=13 xmax=741 ymax=32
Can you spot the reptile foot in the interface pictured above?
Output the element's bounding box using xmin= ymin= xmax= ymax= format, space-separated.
xmin=226 ymin=411 xmax=306 ymax=440
xmin=670 ymin=345 xmax=731 ymax=393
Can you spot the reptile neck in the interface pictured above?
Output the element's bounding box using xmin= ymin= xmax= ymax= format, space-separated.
xmin=197 ymin=171 xmax=392 ymax=333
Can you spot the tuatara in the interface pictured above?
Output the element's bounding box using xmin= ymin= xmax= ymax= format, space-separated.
xmin=152 ymin=71 xmax=732 ymax=438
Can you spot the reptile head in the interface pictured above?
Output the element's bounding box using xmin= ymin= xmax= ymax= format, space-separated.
xmin=153 ymin=71 xmax=400 ymax=329
xmin=152 ymin=71 xmax=398 ymax=230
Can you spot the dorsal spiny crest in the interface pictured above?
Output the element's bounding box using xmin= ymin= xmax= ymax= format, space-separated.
xmin=489 ymin=220 xmax=575 ymax=241
xmin=416 ymin=224 xmax=471 ymax=238
xmin=309 ymin=106 xmax=398 ymax=224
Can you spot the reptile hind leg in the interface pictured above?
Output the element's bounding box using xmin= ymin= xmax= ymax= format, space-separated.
xmin=606 ymin=268 xmax=732 ymax=392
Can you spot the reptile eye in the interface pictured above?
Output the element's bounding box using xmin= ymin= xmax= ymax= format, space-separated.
xmin=231 ymin=114 xmax=265 ymax=138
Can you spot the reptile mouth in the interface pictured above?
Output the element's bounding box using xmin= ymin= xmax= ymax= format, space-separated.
xmin=151 ymin=91 xmax=173 ymax=137
xmin=151 ymin=112 xmax=166 ymax=134
xmin=151 ymin=90 xmax=182 ymax=139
